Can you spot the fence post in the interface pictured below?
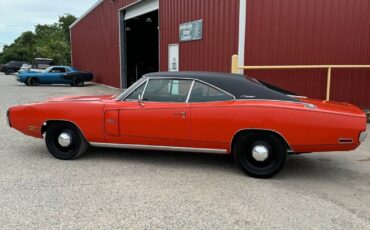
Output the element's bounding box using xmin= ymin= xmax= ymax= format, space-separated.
xmin=326 ymin=67 xmax=332 ymax=101
xmin=231 ymin=55 xmax=239 ymax=74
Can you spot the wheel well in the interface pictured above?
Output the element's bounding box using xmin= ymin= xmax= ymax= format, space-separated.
xmin=41 ymin=120 xmax=80 ymax=135
xmin=231 ymin=129 xmax=292 ymax=153
xmin=27 ymin=77 xmax=39 ymax=83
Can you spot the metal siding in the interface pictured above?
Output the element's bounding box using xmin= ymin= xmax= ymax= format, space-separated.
xmin=71 ymin=0 xmax=138 ymax=88
xmin=245 ymin=0 xmax=370 ymax=108
xmin=159 ymin=0 xmax=240 ymax=73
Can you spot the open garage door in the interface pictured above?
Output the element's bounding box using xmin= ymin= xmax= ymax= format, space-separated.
xmin=120 ymin=0 xmax=159 ymax=88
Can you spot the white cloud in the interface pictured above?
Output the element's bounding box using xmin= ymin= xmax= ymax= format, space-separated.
xmin=0 ymin=0 xmax=98 ymax=45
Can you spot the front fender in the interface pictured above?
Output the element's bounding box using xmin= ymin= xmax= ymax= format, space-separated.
xmin=8 ymin=102 xmax=106 ymax=142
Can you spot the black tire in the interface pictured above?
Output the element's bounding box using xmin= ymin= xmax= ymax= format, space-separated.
xmin=27 ymin=77 xmax=39 ymax=86
xmin=72 ymin=78 xmax=84 ymax=87
xmin=234 ymin=133 xmax=287 ymax=178
xmin=24 ymin=78 xmax=30 ymax=86
xmin=5 ymin=69 xmax=13 ymax=75
xmin=45 ymin=122 xmax=89 ymax=160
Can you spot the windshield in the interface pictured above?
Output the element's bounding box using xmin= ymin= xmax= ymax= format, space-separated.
xmin=115 ymin=77 xmax=147 ymax=100
xmin=42 ymin=66 xmax=53 ymax=73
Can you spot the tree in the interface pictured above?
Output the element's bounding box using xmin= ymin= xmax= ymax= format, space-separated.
xmin=0 ymin=14 xmax=77 ymax=65
xmin=59 ymin=14 xmax=77 ymax=43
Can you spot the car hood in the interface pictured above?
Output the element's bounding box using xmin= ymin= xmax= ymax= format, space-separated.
xmin=48 ymin=95 xmax=115 ymax=102
xmin=300 ymin=98 xmax=365 ymax=117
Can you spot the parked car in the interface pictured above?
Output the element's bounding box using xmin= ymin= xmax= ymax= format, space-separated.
xmin=7 ymin=72 xmax=367 ymax=178
xmin=32 ymin=58 xmax=54 ymax=70
xmin=19 ymin=63 xmax=32 ymax=73
xmin=1 ymin=61 xmax=29 ymax=75
xmin=16 ymin=66 xmax=93 ymax=86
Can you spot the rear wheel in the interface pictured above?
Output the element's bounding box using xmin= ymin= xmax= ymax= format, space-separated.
xmin=234 ymin=133 xmax=287 ymax=178
xmin=72 ymin=78 xmax=84 ymax=87
xmin=27 ymin=77 xmax=39 ymax=86
xmin=45 ymin=122 xmax=89 ymax=160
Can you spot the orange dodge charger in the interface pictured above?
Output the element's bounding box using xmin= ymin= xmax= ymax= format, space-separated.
xmin=7 ymin=72 xmax=368 ymax=178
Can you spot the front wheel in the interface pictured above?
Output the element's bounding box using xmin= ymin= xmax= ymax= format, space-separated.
xmin=27 ymin=77 xmax=39 ymax=86
xmin=234 ymin=133 xmax=287 ymax=178
xmin=72 ymin=78 xmax=84 ymax=87
xmin=45 ymin=122 xmax=89 ymax=160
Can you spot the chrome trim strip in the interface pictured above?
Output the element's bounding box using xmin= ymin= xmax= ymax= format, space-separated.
xmin=185 ymin=80 xmax=195 ymax=103
xmin=141 ymin=79 xmax=149 ymax=99
xmin=287 ymin=95 xmax=308 ymax=99
xmin=338 ymin=138 xmax=354 ymax=144
xmin=117 ymin=77 xmax=147 ymax=100
xmin=234 ymin=99 xmax=306 ymax=104
xmin=90 ymin=142 xmax=228 ymax=154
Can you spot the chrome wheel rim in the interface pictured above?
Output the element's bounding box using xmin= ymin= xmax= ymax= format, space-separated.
xmin=251 ymin=145 xmax=269 ymax=162
xmin=58 ymin=132 xmax=72 ymax=148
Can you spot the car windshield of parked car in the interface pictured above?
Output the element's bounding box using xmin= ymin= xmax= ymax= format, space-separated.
xmin=142 ymin=79 xmax=192 ymax=102
xmin=43 ymin=66 xmax=53 ymax=73
xmin=189 ymin=81 xmax=234 ymax=102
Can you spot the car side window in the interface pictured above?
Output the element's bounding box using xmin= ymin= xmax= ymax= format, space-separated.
xmin=125 ymin=82 xmax=146 ymax=100
xmin=142 ymin=79 xmax=192 ymax=102
xmin=189 ymin=81 xmax=234 ymax=102
xmin=50 ymin=67 xmax=66 ymax=73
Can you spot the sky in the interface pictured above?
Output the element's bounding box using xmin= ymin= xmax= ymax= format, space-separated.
xmin=0 ymin=0 xmax=98 ymax=52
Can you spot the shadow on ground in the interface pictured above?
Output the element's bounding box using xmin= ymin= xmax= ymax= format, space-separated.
xmin=28 ymin=144 xmax=361 ymax=181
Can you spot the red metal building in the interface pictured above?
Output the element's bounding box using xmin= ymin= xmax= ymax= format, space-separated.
xmin=70 ymin=0 xmax=370 ymax=109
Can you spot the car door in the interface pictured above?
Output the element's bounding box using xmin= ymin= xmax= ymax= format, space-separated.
xmin=41 ymin=67 xmax=65 ymax=83
xmin=105 ymin=78 xmax=193 ymax=147
xmin=188 ymin=80 xmax=236 ymax=150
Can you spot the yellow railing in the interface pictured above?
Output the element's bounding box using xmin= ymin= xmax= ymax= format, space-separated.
xmin=231 ymin=54 xmax=370 ymax=100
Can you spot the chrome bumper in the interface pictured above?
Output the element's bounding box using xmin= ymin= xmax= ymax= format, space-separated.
xmin=359 ymin=132 xmax=368 ymax=143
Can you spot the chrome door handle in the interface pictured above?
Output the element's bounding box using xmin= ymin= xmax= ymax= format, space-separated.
xmin=173 ymin=112 xmax=186 ymax=118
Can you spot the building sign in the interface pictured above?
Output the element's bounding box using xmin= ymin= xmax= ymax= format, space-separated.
xmin=168 ymin=44 xmax=179 ymax=72
xmin=179 ymin=19 xmax=203 ymax=42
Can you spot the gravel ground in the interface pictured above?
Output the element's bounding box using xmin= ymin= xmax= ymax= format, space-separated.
xmin=0 ymin=73 xmax=369 ymax=229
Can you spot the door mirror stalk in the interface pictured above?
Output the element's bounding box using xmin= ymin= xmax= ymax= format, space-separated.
xmin=138 ymin=94 xmax=144 ymax=106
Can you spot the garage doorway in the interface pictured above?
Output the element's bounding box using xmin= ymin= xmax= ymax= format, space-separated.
xmin=119 ymin=1 xmax=159 ymax=88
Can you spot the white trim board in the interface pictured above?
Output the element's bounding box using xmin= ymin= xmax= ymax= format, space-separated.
xmin=124 ymin=0 xmax=159 ymax=20
xmin=238 ymin=0 xmax=247 ymax=74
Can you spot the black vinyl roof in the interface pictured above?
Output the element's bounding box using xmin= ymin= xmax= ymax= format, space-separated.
xmin=145 ymin=72 xmax=298 ymax=102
